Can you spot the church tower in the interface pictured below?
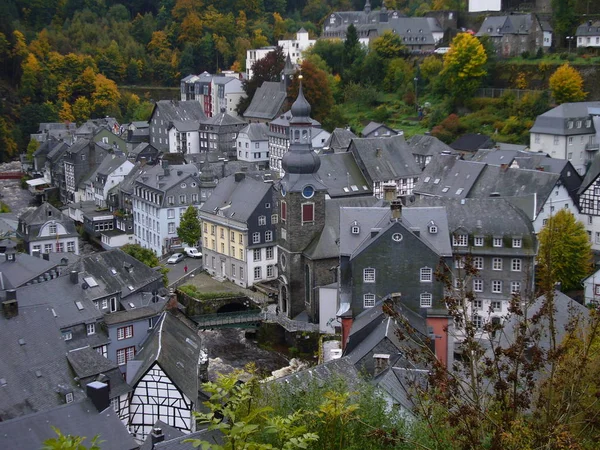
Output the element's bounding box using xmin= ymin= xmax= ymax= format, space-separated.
xmin=280 ymin=53 xmax=295 ymax=92
xmin=276 ymin=79 xmax=327 ymax=319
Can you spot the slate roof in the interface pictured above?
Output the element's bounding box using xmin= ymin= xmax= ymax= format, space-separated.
xmin=0 ymin=213 xmax=18 ymax=237
xmin=152 ymin=100 xmax=206 ymax=123
xmin=127 ymin=312 xmax=204 ymax=405
xmin=530 ymin=102 xmax=600 ymax=136
xmin=382 ymin=16 xmax=443 ymax=45
xmin=413 ymin=197 xmax=535 ymax=240
xmin=66 ymin=347 xmax=131 ymax=398
xmin=135 ymin=164 xmax=200 ymax=199
xmin=476 ymin=14 xmax=533 ymax=37
xmin=154 ymin=426 xmax=224 ymax=449
xmin=199 ymin=173 xmax=272 ymax=223
xmin=374 ymin=364 xmax=427 ymax=415
xmin=118 ymin=162 xmax=146 ymax=195
xmin=267 ymin=356 xmax=361 ymax=391
xmin=47 ymin=141 xmax=70 ymax=162
xmin=317 ymin=152 xmax=372 ymax=198
xmin=304 ymin=196 xmax=382 ymax=260
xmin=104 ymin=294 xmax=166 ymax=325
xmin=19 ymin=202 xmax=71 ymax=227
xmin=169 ymin=120 xmax=200 ymax=132
xmin=449 ymin=134 xmax=494 ymax=152
xmin=576 ymin=20 xmax=600 ymax=37
xmin=344 ymin=299 xmax=428 ymax=364
xmin=349 ymin=135 xmax=421 ymax=183
xmin=339 ymin=207 xmax=390 ymax=256
xmin=407 ymin=134 xmax=454 ymax=157
xmin=202 ymin=111 xmax=246 ymax=127
xmin=361 ymin=121 xmax=399 ymax=137
xmin=0 ymin=251 xmax=70 ymax=289
xmin=413 ymin=154 xmax=486 ymax=197
xmin=239 ymin=123 xmax=269 ymax=141
xmin=33 ymin=137 xmax=57 ymax=157
xmin=139 ymin=421 xmax=184 ymax=450
xmin=0 ymin=398 xmax=137 ymax=450
xmin=243 ymin=81 xmax=287 ymax=120
xmin=323 ymin=128 xmax=357 ymax=153
xmin=73 ymin=249 xmax=163 ymax=299
xmin=498 ymin=291 xmax=590 ymax=354
xmin=580 ymin=153 xmax=600 ymax=195
xmin=0 ymin=306 xmax=85 ymax=420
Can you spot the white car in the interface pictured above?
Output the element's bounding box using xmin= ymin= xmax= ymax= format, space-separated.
xmin=167 ymin=253 xmax=185 ymax=264
xmin=434 ymin=47 xmax=450 ymax=54
xmin=184 ymin=247 xmax=202 ymax=259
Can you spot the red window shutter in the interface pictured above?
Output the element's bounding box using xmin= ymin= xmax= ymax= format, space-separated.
xmin=281 ymin=201 xmax=287 ymax=221
xmin=302 ymin=203 xmax=314 ymax=222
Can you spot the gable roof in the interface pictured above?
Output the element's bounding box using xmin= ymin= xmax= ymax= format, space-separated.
xmin=127 ymin=312 xmax=204 ymax=404
xmin=361 ymin=121 xmax=399 ymax=137
xmin=450 ymin=134 xmax=494 ymax=152
xmin=0 ymin=306 xmax=85 ymax=420
xmin=153 ymin=100 xmax=206 ymax=123
xmin=239 ymin=123 xmax=269 ymax=141
xmin=199 ymin=173 xmax=272 ymax=223
xmin=413 ymin=154 xmax=486 ymax=197
xmin=324 ymin=128 xmax=357 ymax=153
xmin=66 ymin=347 xmax=131 ymax=398
xmin=202 ymin=111 xmax=246 ymax=127
xmin=304 ymin=196 xmax=382 ymax=260
xmin=580 ymin=152 xmax=600 ymax=195
xmin=407 ymin=134 xmax=454 ymax=157
xmin=317 ymin=152 xmax=372 ymax=198
xmin=135 ymin=163 xmax=200 ymax=198
xmin=349 ymin=135 xmax=421 ymax=182
xmin=243 ymin=81 xmax=287 ymax=120
xmin=0 ymin=398 xmax=137 ymax=450
xmin=339 ymin=207 xmax=390 ymax=256
xmin=529 ymin=102 xmax=600 ymax=135
xmin=0 ymin=252 xmax=71 ymax=289
xmin=19 ymin=202 xmax=70 ymax=227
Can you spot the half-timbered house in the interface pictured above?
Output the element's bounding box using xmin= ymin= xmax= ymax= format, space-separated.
xmin=126 ymin=311 xmax=208 ymax=443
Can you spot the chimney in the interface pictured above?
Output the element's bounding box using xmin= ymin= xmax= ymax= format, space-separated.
xmin=370 ymin=228 xmax=381 ymax=238
xmin=86 ymin=381 xmax=110 ymax=412
xmin=151 ymin=428 xmax=165 ymax=447
xmin=96 ymin=373 xmax=110 ymax=392
xmin=198 ymin=349 xmax=209 ymax=384
xmin=5 ymin=252 xmax=15 ymax=262
xmin=2 ymin=290 xmax=18 ymax=319
xmin=373 ymin=353 xmax=390 ymax=377
xmin=391 ymin=200 xmax=402 ymax=220
xmin=376 ymin=148 xmax=382 ymax=157
xmin=32 ymin=249 xmax=40 ymax=258
xmin=234 ymin=172 xmax=245 ymax=182
xmin=383 ymin=185 xmax=396 ymax=202
xmin=140 ymin=157 xmax=147 ymax=167
xmin=43 ymin=252 xmax=50 ymax=261
xmin=70 ymin=270 xmax=79 ymax=284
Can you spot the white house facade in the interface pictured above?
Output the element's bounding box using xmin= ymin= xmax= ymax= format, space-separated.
xmin=168 ymin=122 xmax=200 ymax=154
xmin=211 ymin=75 xmax=244 ymax=117
xmin=532 ymin=184 xmax=578 ymax=234
xmin=278 ymin=28 xmax=315 ymax=65
xmin=468 ymin=0 xmax=501 ymax=12
xmin=246 ymin=46 xmax=277 ymax=79
xmin=237 ymin=123 xmax=269 ymax=163
xmin=576 ymin=20 xmax=600 ymax=48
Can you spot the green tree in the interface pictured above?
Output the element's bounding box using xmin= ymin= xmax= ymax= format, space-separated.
xmin=177 ymin=205 xmax=201 ymax=247
xmin=25 ymin=138 xmax=39 ymax=162
xmin=287 ymin=60 xmax=334 ymax=125
xmin=537 ymin=209 xmax=592 ymax=292
xmin=441 ymin=32 xmax=487 ymax=102
xmin=188 ymin=369 xmax=319 ymax=450
xmin=42 ymin=427 xmax=101 ymax=450
xmin=549 ymin=63 xmax=586 ymax=105
xmin=551 ymin=0 xmax=577 ymax=45
xmin=121 ymin=244 xmax=169 ymax=285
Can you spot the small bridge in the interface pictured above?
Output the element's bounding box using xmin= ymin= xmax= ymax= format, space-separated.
xmin=191 ymin=310 xmax=320 ymax=333
xmin=0 ymin=172 xmax=24 ymax=180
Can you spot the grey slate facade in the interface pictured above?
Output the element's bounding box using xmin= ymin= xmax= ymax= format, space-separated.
xmin=149 ymin=100 xmax=206 ymax=152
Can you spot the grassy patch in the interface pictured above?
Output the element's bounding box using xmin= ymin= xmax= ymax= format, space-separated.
xmin=178 ymin=284 xmax=243 ymax=300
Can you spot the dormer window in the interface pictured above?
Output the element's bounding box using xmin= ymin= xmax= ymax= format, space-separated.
xmin=428 ymin=223 xmax=438 ymax=234
xmin=453 ymin=233 xmax=468 ymax=247
xmin=351 ymin=221 xmax=360 ymax=234
xmin=65 ymin=392 xmax=74 ymax=403
xmin=568 ymin=121 xmax=573 ymax=129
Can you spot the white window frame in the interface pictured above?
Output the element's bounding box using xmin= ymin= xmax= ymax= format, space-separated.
xmin=473 ymin=256 xmax=484 ymax=270
xmin=452 ymin=234 xmax=468 ymax=247
xmin=512 ymin=238 xmax=522 ymax=248
xmin=258 ymin=215 xmax=266 ymax=226
xmin=492 ymin=258 xmax=502 ymax=271
xmin=363 ymin=293 xmax=376 ymax=308
xmin=492 ymin=280 xmax=502 ymax=293
xmin=493 ymin=237 xmax=503 ymax=247
xmin=474 ymin=236 xmax=484 ymax=247
xmin=253 ymin=248 xmax=261 ymax=261
xmin=473 ymin=279 xmax=483 ymax=292
xmin=254 ymin=266 xmax=261 ymax=280
xmin=265 ymin=230 xmax=273 ymax=242
xmin=86 ymin=323 xmax=96 ymax=335
xmin=511 ymin=281 xmax=521 ymax=294
xmin=363 ymin=268 xmax=376 ymax=283
xmin=511 ymin=258 xmax=522 ymax=272
xmin=266 ymin=246 xmax=274 ymax=259
xmin=420 ymin=267 xmax=433 ymax=282
xmin=117 ymin=325 xmax=134 ymax=340
xmin=252 ymin=232 xmax=260 ymax=244
xmin=420 ymin=293 xmax=432 ymax=308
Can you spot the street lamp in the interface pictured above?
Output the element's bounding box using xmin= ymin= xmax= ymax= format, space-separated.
xmin=414 ymin=77 xmax=419 ymax=113
xmin=566 ymin=36 xmax=575 ymax=54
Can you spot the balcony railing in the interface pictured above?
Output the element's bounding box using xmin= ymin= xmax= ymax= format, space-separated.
xmin=586 ymin=143 xmax=600 ymax=152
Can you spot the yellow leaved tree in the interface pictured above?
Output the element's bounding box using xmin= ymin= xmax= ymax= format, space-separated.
xmin=549 ymin=63 xmax=586 ymax=105
xmin=441 ymin=32 xmax=487 ymax=103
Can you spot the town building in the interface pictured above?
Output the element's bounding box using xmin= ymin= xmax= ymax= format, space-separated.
xmin=407 ymin=134 xmax=455 ymax=170
xmin=322 ymin=127 xmax=358 ymax=153
xmin=246 ymin=47 xmax=277 ymax=79
xmin=61 ymin=138 xmax=109 ymax=203
xmin=475 ymin=14 xmax=548 ymax=57
xmin=529 ymin=101 xmax=600 ymax=175
xmin=149 ymin=100 xmax=206 ymax=153
xmin=167 ymin=120 xmax=200 ymax=154
xmin=17 ymin=202 xmax=80 ymax=255
xmin=278 ymin=28 xmax=315 ymax=66
xmin=468 ymin=0 xmax=500 ymax=12
xmin=199 ymin=172 xmax=277 ymax=288
xmin=199 ymin=111 xmax=247 ymax=159
xmin=576 ymin=20 xmax=600 ymax=48
xmin=211 ymin=74 xmax=245 ymax=117
xmin=577 ymin=154 xmax=600 ymax=250
xmin=132 ymin=162 xmax=202 ymax=255
xmin=243 ymin=55 xmax=295 ymax=123
xmin=126 ymin=311 xmax=208 ymax=443
xmin=237 ymin=123 xmax=270 ymax=163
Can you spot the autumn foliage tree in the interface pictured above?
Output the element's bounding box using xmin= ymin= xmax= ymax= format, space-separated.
xmin=441 ymin=32 xmax=487 ymax=102
xmin=549 ymin=63 xmax=586 ymax=105
xmin=287 ymin=60 xmax=334 ymax=125
xmin=537 ymin=209 xmax=592 ymax=292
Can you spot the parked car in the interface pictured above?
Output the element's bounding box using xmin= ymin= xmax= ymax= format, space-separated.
xmin=167 ymin=253 xmax=185 ymax=264
xmin=434 ymin=47 xmax=450 ymax=54
xmin=184 ymin=247 xmax=202 ymax=259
